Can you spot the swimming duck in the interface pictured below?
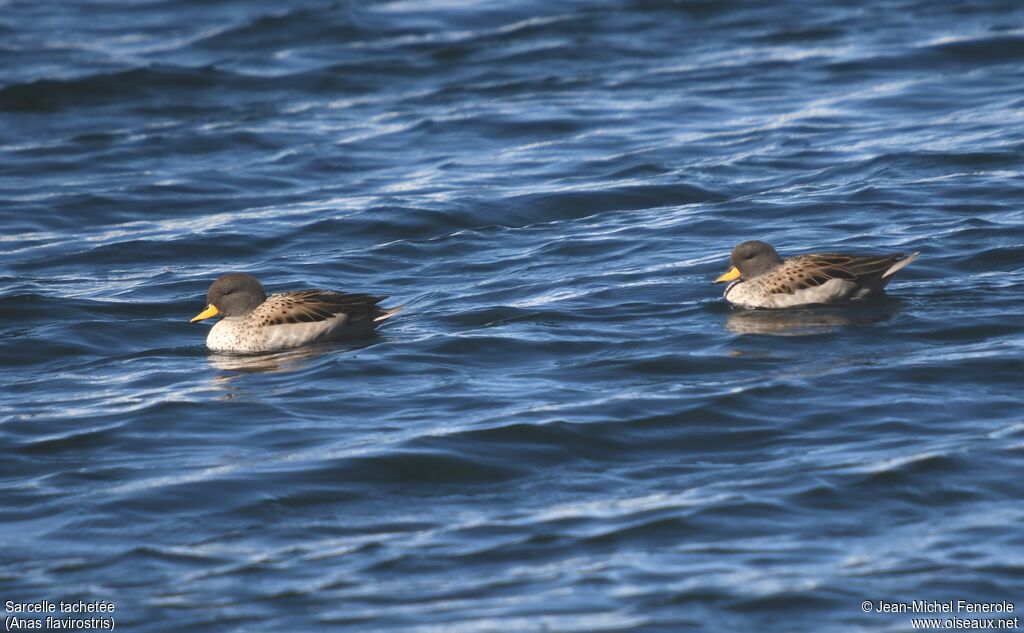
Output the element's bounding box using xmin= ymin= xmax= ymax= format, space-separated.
xmin=714 ymin=241 xmax=918 ymax=309
xmin=190 ymin=273 xmax=400 ymax=353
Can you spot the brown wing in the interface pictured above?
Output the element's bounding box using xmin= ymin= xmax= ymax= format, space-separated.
xmin=259 ymin=290 xmax=389 ymax=326
xmin=766 ymin=253 xmax=906 ymax=295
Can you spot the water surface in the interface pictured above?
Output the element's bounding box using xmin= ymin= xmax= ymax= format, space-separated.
xmin=2 ymin=1 xmax=1023 ymax=631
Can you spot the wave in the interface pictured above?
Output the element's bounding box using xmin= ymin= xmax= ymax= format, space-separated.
xmin=0 ymin=65 xmax=253 ymax=112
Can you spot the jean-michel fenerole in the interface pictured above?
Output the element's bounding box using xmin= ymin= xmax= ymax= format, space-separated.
xmin=874 ymin=600 xmax=1014 ymax=613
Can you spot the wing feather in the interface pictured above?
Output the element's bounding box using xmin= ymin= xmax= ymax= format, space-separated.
xmin=769 ymin=253 xmax=907 ymax=295
xmin=255 ymin=291 xmax=390 ymax=326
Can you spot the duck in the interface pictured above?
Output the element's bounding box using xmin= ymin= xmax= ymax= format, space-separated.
xmin=713 ymin=240 xmax=918 ymax=309
xmin=190 ymin=272 xmax=400 ymax=353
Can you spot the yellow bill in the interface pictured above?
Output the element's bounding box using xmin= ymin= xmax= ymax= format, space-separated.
xmin=714 ymin=266 xmax=741 ymax=283
xmin=190 ymin=304 xmax=220 ymax=323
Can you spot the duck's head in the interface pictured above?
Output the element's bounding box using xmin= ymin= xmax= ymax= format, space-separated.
xmin=714 ymin=240 xmax=783 ymax=283
xmin=190 ymin=273 xmax=267 ymax=322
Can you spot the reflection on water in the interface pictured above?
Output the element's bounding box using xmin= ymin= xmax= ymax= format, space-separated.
xmin=207 ymin=346 xmax=326 ymax=374
xmin=725 ymin=299 xmax=904 ymax=336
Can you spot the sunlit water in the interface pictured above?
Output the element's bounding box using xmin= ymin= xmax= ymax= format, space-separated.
xmin=2 ymin=1 xmax=1023 ymax=631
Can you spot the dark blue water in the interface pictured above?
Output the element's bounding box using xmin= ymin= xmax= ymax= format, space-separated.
xmin=2 ymin=1 xmax=1023 ymax=631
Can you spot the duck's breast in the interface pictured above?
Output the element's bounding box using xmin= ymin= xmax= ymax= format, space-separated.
xmin=206 ymin=318 xmax=251 ymax=352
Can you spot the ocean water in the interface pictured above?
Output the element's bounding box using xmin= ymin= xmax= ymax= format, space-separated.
xmin=2 ymin=0 xmax=1023 ymax=631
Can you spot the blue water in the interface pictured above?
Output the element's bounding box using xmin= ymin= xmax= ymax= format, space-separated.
xmin=2 ymin=1 xmax=1023 ymax=631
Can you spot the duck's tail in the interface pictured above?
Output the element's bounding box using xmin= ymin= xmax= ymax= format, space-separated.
xmin=374 ymin=305 xmax=404 ymax=322
xmin=882 ymin=251 xmax=919 ymax=279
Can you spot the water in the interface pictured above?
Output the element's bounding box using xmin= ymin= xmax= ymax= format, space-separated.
xmin=2 ymin=1 xmax=1023 ymax=631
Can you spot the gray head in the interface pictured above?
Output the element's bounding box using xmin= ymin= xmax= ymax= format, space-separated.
xmin=730 ymin=240 xmax=783 ymax=278
xmin=191 ymin=273 xmax=267 ymax=322
xmin=715 ymin=240 xmax=784 ymax=283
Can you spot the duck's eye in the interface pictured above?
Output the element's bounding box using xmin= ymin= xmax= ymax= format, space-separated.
xmin=223 ymin=289 xmax=233 ymax=295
